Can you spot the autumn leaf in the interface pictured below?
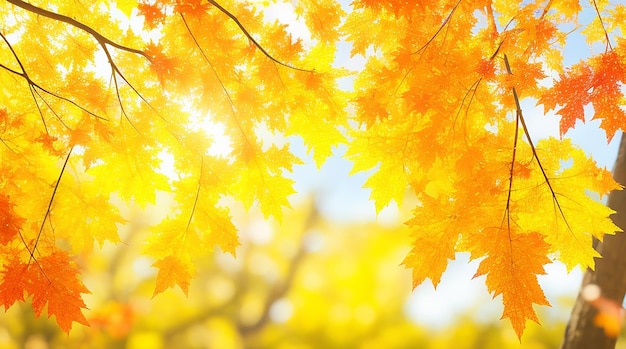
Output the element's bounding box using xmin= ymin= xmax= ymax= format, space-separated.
xmin=145 ymin=43 xmax=180 ymax=86
xmin=138 ymin=2 xmax=166 ymax=29
xmin=472 ymin=229 xmax=551 ymax=339
xmin=540 ymin=50 xmax=626 ymax=141
xmin=35 ymin=133 xmax=62 ymax=156
xmin=0 ymin=256 xmax=28 ymax=308
xmin=0 ymin=195 xmax=24 ymax=245
xmin=345 ymin=0 xmax=624 ymax=340
xmin=176 ymin=0 xmax=209 ymax=17
xmin=346 ymin=124 xmax=410 ymax=212
xmin=28 ymin=252 xmax=91 ymax=333
xmin=152 ymin=255 xmax=197 ymax=296
xmin=589 ymin=51 xmax=626 ymax=141
xmin=2 ymin=0 xmax=626 ymax=340
xmin=538 ymin=63 xmax=593 ymax=137
xmin=0 ymin=252 xmax=90 ymax=333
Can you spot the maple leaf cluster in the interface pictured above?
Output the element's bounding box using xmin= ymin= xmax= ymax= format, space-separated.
xmin=0 ymin=0 xmax=624 ymax=338
xmin=345 ymin=0 xmax=624 ymax=338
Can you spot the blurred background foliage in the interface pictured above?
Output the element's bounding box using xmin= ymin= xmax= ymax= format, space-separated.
xmin=0 ymin=194 xmax=614 ymax=348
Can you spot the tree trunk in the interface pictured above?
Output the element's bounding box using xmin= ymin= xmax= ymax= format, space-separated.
xmin=561 ymin=133 xmax=626 ymax=349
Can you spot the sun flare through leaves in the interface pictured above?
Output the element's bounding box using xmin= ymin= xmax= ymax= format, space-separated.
xmin=0 ymin=0 xmax=624 ymax=339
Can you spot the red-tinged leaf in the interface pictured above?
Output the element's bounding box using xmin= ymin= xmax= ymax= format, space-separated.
xmin=591 ymin=51 xmax=625 ymax=90
xmin=538 ymin=64 xmax=593 ymax=137
xmin=138 ymin=2 xmax=166 ymax=29
xmin=0 ymin=257 xmax=28 ymax=308
xmin=145 ymin=43 xmax=179 ymax=86
xmin=473 ymin=229 xmax=551 ymax=339
xmin=589 ymin=51 xmax=626 ymax=142
xmin=35 ymin=133 xmax=62 ymax=156
xmin=69 ymin=128 xmax=91 ymax=147
xmin=0 ymin=108 xmax=20 ymax=129
xmin=25 ymin=252 xmax=90 ymax=334
xmin=0 ymin=195 xmax=24 ymax=245
xmin=152 ymin=255 xmax=196 ymax=296
xmin=476 ymin=58 xmax=497 ymax=80
xmin=0 ymin=108 xmax=7 ymax=125
xmin=176 ymin=0 xmax=209 ymax=16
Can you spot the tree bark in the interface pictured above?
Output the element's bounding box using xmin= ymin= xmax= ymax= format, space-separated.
xmin=561 ymin=133 xmax=626 ymax=349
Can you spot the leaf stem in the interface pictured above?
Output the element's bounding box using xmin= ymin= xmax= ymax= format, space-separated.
xmin=30 ymin=147 xmax=73 ymax=264
xmin=503 ymin=54 xmax=572 ymax=232
xmin=591 ymin=0 xmax=613 ymax=51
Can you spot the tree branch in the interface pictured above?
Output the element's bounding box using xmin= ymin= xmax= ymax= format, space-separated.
xmin=0 ymin=32 xmax=108 ymax=123
xmin=5 ymin=0 xmax=167 ymax=129
xmin=503 ymin=54 xmax=573 ymax=233
xmin=30 ymin=147 xmax=73 ymax=265
xmin=6 ymin=0 xmax=147 ymax=58
xmin=162 ymin=205 xmax=319 ymax=342
xmin=206 ymin=0 xmax=312 ymax=72
xmin=412 ymin=0 xmax=461 ymax=55
xmin=239 ymin=208 xmax=318 ymax=335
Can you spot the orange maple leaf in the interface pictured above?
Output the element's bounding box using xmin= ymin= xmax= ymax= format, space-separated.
xmin=538 ymin=63 xmax=593 ymax=137
xmin=473 ymin=229 xmax=551 ymax=339
xmin=35 ymin=133 xmax=62 ymax=156
xmin=476 ymin=58 xmax=497 ymax=81
xmin=138 ymin=2 xmax=166 ymax=29
xmin=589 ymin=51 xmax=626 ymax=142
xmin=176 ymin=0 xmax=209 ymax=17
xmin=540 ymin=50 xmax=626 ymax=141
xmin=145 ymin=43 xmax=179 ymax=86
xmin=0 ymin=195 xmax=24 ymax=245
xmin=0 ymin=257 xmax=28 ymax=308
xmin=26 ymin=252 xmax=90 ymax=333
xmin=0 ymin=252 xmax=89 ymax=333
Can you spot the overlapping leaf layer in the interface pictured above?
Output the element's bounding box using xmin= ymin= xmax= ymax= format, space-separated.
xmin=0 ymin=0 xmax=624 ymax=337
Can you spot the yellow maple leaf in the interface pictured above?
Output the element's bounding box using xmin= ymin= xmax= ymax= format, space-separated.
xmin=152 ymin=255 xmax=197 ymax=296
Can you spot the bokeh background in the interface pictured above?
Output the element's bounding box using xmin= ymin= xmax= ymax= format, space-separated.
xmin=0 ymin=124 xmax=622 ymax=348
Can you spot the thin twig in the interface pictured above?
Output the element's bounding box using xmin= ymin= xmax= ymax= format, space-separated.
xmin=6 ymin=0 xmax=148 ymax=58
xmin=503 ymin=54 xmax=572 ymax=233
xmin=186 ymin=156 xmax=203 ymax=233
xmin=4 ymin=2 xmax=164 ymax=127
xmin=0 ymin=32 xmax=108 ymax=122
xmin=502 ymin=81 xmax=520 ymax=237
xmin=591 ymin=0 xmax=613 ymax=51
xmin=30 ymin=147 xmax=73 ymax=264
xmin=180 ymin=13 xmax=237 ymax=111
xmin=206 ymin=0 xmax=312 ymax=72
xmin=413 ymin=0 xmax=462 ymax=55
